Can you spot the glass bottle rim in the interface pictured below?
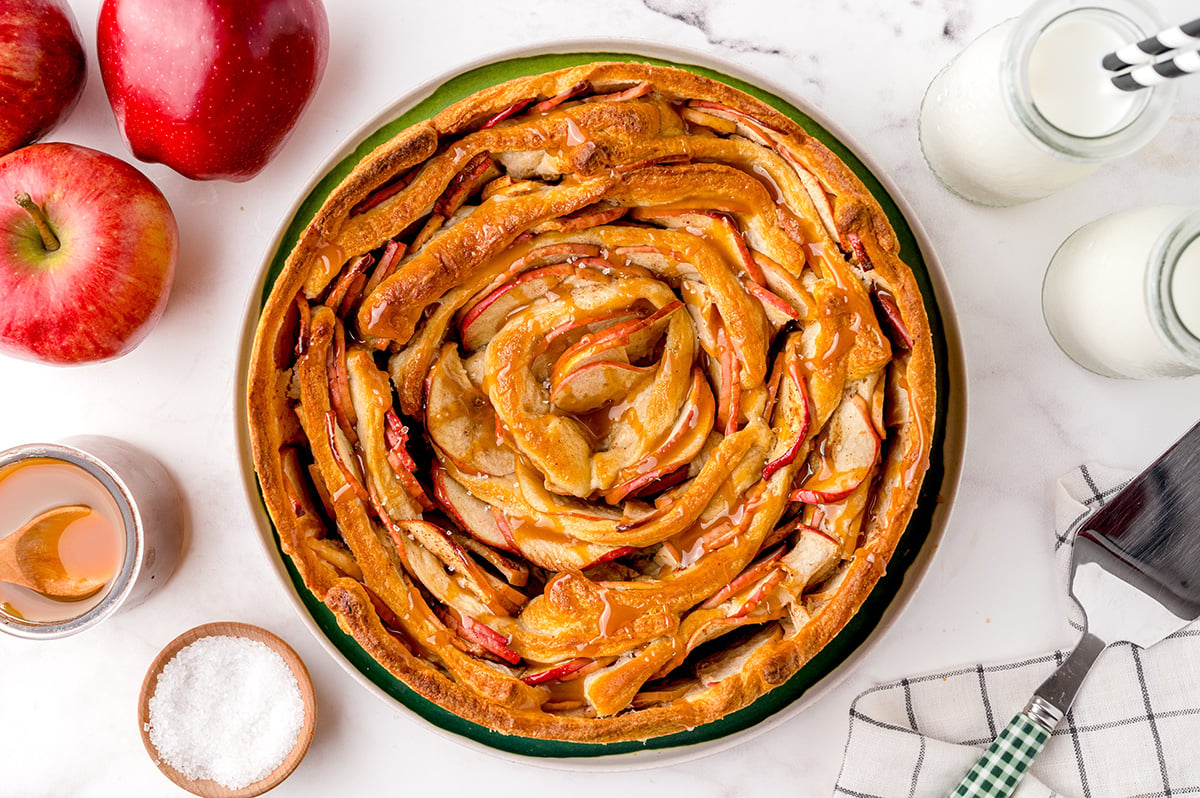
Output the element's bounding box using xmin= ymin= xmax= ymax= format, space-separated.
xmin=1149 ymin=209 xmax=1200 ymax=368
xmin=1002 ymin=0 xmax=1180 ymax=162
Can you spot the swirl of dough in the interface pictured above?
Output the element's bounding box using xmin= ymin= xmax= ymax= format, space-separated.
xmin=248 ymin=62 xmax=936 ymax=739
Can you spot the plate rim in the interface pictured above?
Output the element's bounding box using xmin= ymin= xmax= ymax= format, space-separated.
xmin=232 ymin=38 xmax=968 ymax=771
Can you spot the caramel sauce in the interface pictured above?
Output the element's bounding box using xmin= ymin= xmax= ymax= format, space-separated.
xmin=793 ymin=456 xmax=817 ymax=489
xmin=749 ymin=162 xmax=783 ymax=203
xmin=809 ymin=323 xmax=855 ymax=376
xmin=663 ymin=499 xmax=752 ymax=569
xmin=895 ymin=366 xmax=930 ymax=486
xmin=505 ymin=514 xmax=602 ymax=566
xmin=595 ymin=584 xmax=643 ymax=639
xmin=0 ymin=458 xmax=125 ymax=622
xmin=803 ymin=240 xmax=887 ymax=363
xmin=541 ymin=672 xmax=588 ymax=705
xmin=636 ymin=199 xmax=751 ymax=217
xmin=577 ymin=399 xmax=646 ymax=446
xmin=363 ymin=292 xmax=393 ymax=332
xmin=797 ymin=432 xmax=838 ymax=488
xmin=311 ymin=237 xmax=347 ymax=288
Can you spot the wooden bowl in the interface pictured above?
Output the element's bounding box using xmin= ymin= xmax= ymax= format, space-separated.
xmin=138 ymin=622 xmax=317 ymax=797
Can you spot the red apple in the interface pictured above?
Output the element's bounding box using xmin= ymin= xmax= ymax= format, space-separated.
xmin=0 ymin=0 xmax=86 ymax=155
xmin=0 ymin=143 xmax=178 ymax=364
xmin=96 ymin=0 xmax=329 ymax=182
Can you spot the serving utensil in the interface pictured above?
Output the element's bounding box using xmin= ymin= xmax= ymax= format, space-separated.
xmin=950 ymin=420 xmax=1200 ymax=797
xmin=0 ymin=504 xmax=104 ymax=600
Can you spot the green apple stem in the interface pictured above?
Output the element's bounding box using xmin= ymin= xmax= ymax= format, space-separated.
xmin=14 ymin=193 xmax=60 ymax=253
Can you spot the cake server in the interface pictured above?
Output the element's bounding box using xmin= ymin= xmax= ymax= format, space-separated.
xmin=949 ymin=419 xmax=1200 ymax=798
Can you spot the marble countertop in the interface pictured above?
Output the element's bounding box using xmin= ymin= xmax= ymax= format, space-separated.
xmin=3 ymin=1 xmax=1199 ymax=795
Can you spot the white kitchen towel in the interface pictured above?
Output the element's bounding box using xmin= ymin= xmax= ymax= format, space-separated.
xmin=833 ymin=464 xmax=1200 ymax=798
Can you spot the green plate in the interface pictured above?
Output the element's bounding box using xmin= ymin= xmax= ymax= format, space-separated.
xmin=238 ymin=44 xmax=964 ymax=765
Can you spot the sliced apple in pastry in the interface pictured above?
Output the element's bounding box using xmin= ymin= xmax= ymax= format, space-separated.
xmin=246 ymin=61 xmax=936 ymax=744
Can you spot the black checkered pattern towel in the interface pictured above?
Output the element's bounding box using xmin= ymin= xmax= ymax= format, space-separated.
xmin=833 ymin=464 xmax=1200 ymax=798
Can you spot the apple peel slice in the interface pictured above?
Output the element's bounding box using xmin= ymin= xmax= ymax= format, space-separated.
xmin=603 ymin=367 xmax=715 ymax=505
xmin=762 ymin=342 xmax=812 ymax=480
xmin=532 ymin=81 xmax=589 ymax=114
xmin=548 ymin=300 xmax=680 ymax=394
xmin=789 ymin=394 xmax=880 ymax=504
xmin=521 ymin=657 xmax=594 ymax=686
xmin=459 ymin=263 xmax=574 ymax=352
xmin=870 ymin=283 xmax=914 ymax=351
xmin=450 ymin=608 xmax=522 ymax=665
xmin=432 ymin=464 xmax=515 ymax=552
xmin=549 ymin=359 xmax=652 ymax=415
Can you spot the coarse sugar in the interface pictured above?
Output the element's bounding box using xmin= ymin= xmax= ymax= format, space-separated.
xmin=146 ymin=634 xmax=304 ymax=790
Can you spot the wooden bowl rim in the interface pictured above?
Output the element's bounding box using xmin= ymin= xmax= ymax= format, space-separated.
xmin=138 ymin=621 xmax=317 ymax=797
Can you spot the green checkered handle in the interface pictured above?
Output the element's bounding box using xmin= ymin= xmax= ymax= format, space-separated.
xmin=949 ymin=632 xmax=1106 ymax=797
xmin=949 ymin=710 xmax=1052 ymax=797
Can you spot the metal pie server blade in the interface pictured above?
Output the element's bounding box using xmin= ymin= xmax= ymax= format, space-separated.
xmin=949 ymin=419 xmax=1200 ymax=798
xmin=1070 ymin=434 xmax=1200 ymax=652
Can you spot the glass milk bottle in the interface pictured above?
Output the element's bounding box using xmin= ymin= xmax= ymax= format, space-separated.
xmin=1042 ymin=206 xmax=1200 ymax=378
xmin=919 ymin=0 xmax=1178 ymax=206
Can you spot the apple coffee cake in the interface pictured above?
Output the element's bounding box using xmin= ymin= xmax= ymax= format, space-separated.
xmin=247 ymin=61 xmax=936 ymax=742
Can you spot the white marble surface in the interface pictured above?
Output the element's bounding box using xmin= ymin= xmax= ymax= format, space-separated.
xmin=2 ymin=1 xmax=1199 ymax=795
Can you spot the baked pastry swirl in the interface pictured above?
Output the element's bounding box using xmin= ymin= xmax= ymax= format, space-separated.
xmin=247 ymin=62 xmax=936 ymax=742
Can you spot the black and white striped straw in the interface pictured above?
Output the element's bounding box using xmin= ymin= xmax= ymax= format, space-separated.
xmin=1111 ymin=48 xmax=1200 ymax=91
xmin=1101 ymin=16 xmax=1200 ymax=71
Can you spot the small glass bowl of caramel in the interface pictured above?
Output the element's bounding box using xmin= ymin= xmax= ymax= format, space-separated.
xmin=0 ymin=437 xmax=181 ymax=639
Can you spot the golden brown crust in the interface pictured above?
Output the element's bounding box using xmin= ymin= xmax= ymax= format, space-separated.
xmin=247 ymin=62 xmax=936 ymax=743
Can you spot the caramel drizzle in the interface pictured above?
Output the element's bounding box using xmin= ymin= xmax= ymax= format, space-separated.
xmin=274 ymin=73 xmax=925 ymax=720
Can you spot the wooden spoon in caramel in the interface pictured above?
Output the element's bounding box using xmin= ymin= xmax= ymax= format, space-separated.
xmin=0 ymin=505 xmax=106 ymax=600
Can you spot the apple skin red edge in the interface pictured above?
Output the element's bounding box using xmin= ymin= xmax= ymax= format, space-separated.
xmin=0 ymin=0 xmax=87 ymax=155
xmin=0 ymin=143 xmax=179 ymax=365
xmin=96 ymin=0 xmax=330 ymax=182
